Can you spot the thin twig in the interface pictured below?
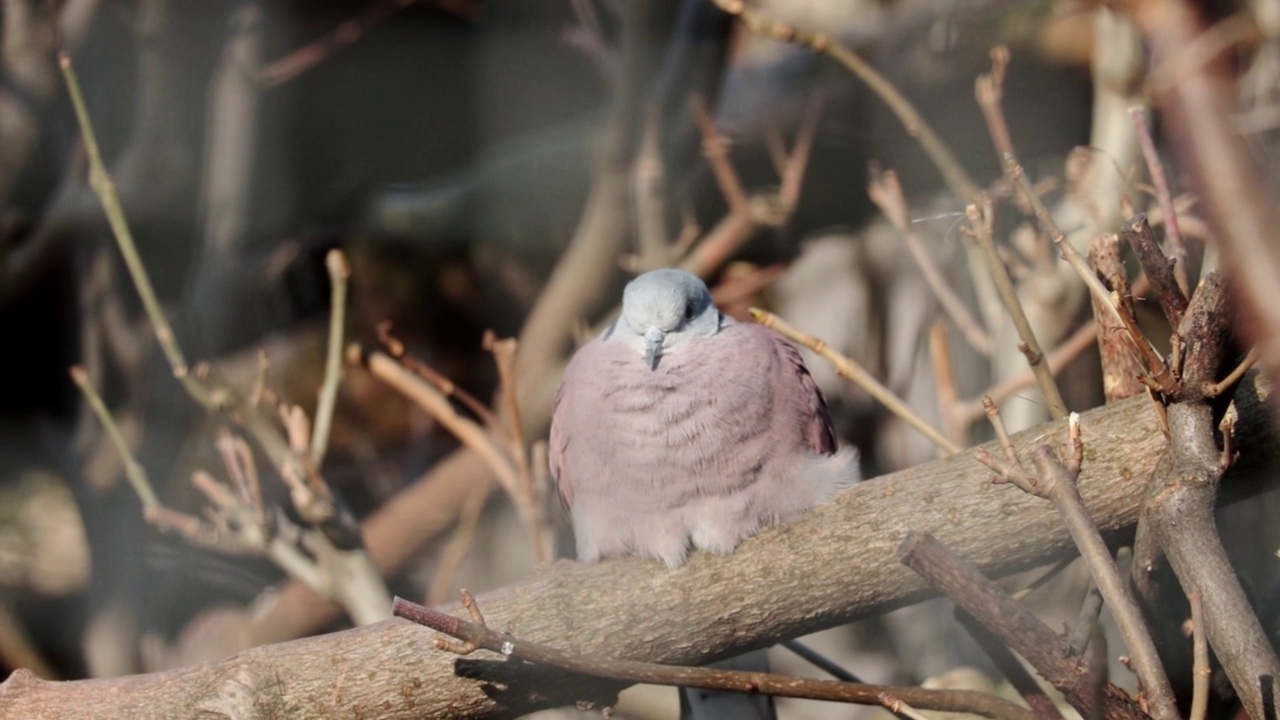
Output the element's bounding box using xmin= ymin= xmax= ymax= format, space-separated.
xmin=980 ymin=396 xmax=1019 ymax=467
xmin=68 ymin=366 xmax=160 ymax=508
xmin=427 ymin=481 xmax=490 ymax=607
xmin=780 ymin=640 xmax=864 ymax=684
xmin=965 ymin=202 xmax=1069 ymax=420
xmin=956 ymin=320 xmax=1098 ymax=425
xmin=392 ymin=595 xmax=1035 ymax=720
xmin=975 ymin=46 xmax=1016 ymax=163
xmin=709 ymin=0 xmax=1007 ymax=340
xmin=777 ymin=88 xmax=823 ymax=210
xmin=750 ymin=308 xmax=962 ymax=455
xmin=1003 ymin=154 xmax=1128 ymax=334
xmin=1022 ymin=418 xmax=1178 ymax=720
xmin=483 ymin=331 xmax=551 ymax=564
xmin=1010 ymin=556 xmax=1077 ymax=601
xmin=1121 ymin=214 xmax=1188 ymax=329
xmin=708 ymin=0 xmax=981 ymax=205
xmin=349 ymin=346 xmax=557 ymax=565
xmin=60 ymin=53 xmax=208 ymax=405
xmin=1066 ymin=582 xmax=1105 ymax=657
xmin=869 ymin=168 xmax=992 ymax=356
xmin=678 ymin=93 xmax=813 ymax=277
xmin=1204 ymin=348 xmax=1256 ymax=397
xmin=261 ymin=0 xmax=422 ymax=86
xmin=352 ymin=347 xmax=521 ymax=496
xmin=310 ymin=249 xmax=349 ymax=465
xmin=928 ymin=319 xmax=967 ymax=447
xmin=691 ymin=95 xmax=748 ymax=214
xmin=1129 ymin=106 xmax=1190 ymax=295
xmin=377 ymin=324 xmax=498 ymax=429
xmin=896 ymin=531 xmax=1144 ymax=720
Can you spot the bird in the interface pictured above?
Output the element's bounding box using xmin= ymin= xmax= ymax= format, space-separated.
xmin=550 ymin=267 xmax=858 ymax=568
xmin=549 ymin=268 xmax=859 ymax=718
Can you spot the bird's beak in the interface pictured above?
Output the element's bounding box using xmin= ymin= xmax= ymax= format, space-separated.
xmin=643 ymin=326 xmax=665 ymax=370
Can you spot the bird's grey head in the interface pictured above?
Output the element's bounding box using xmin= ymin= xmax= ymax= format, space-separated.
xmin=615 ymin=269 xmax=721 ymax=370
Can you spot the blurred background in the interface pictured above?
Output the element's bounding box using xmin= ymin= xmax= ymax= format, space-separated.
xmin=0 ymin=0 xmax=1276 ymax=717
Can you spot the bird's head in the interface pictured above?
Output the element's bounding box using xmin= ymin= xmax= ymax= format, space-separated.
xmin=618 ymin=269 xmax=721 ymax=370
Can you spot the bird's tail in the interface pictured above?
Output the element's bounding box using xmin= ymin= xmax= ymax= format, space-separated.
xmin=806 ymin=445 xmax=861 ymax=503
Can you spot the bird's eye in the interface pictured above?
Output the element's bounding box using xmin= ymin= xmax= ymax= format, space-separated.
xmin=683 ymin=302 xmax=695 ymax=321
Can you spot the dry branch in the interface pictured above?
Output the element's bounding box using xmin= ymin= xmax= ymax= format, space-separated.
xmin=898 ymin=531 xmax=1146 ymax=720
xmin=1127 ymin=0 xmax=1280 ymax=406
xmin=393 ymin=594 xmax=1035 ymax=720
xmin=3 ymin=383 xmax=1275 ymax=718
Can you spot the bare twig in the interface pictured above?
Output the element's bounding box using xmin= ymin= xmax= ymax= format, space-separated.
xmin=750 ymin=308 xmax=962 ymax=455
xmin=896 ymin=531 xmax=1148 ymax=720
xmin=310 ymin=249 xmax=349 ymax=464
xmin=68 ymin=366 xmax=160 ymax=509
xmin=1121 ymin=214 xmax=1188 ymax=329
xmin=392 ymin=595 xmax=1035 ymax=720
xmin=261 ymin=0 xmax=422 ymax=86
xmin=427 ymin=482 xmax=490 ymax=607
xmin=1066 ymin=582 xmax=1105 ymax=657
xmin=1204 ymin=348 xmax=1256 ymax=398
xmin=377 ymin=324 xmax=498 ymax=428
xmin=981 ymin=396 xmax=1019 ymax=467
xmin=965 ymin=202 xmax=1069 ymax=420
xmin=709 ymin=0 xmax=1014 ymax=347
xmin=956 ymin=321 xmax=1099 ymax=425
xmin=60 ymin=53 xmax=208 ymax=405
xmin=1020 ymin=420 xmax=1178 ymax=720
xmin=975 ymin=46 xmax=1016 ymax=163
xmin=869 ymin=168 xmax=992 ymax=356
xmin=351 ymin=347 xmax=522 ymax=506
xmin=1129 ymin=0 xmax=1280 ymax=411
xmin=691 ymin=95 xmax=748 ymax=214
xmin=1004 ymin=155 xmax=1127 ymax=334
xmin=63 ymin=50 xmax=391 ymax=626
xmin=1129 ymin=106 xmax=1190 ymax=295
xmin=484 ymin=331 xmax=551 ymax=564
xmin=929 ymin=319 xmax=967 ymax=447
xmin=352 ymin=346 xmax=552 ymax=562
xmin=708 ymin=0 xmax=980 ymax=205
xmin=1010 ymin=556 xmax=1077 ymax=601
xmin=678 ymin=93 xmax=815 ymax=278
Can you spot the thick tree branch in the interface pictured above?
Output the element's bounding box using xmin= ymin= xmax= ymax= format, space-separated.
xmin=2 ymin=385 xmax=1275 ymax=718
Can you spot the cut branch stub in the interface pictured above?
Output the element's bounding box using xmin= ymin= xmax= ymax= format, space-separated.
xmin=1121 ymin=214 xmax=1188 ymax=329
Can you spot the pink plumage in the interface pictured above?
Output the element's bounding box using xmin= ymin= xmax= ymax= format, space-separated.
xmin=550 ymin=269 xmax=858 ymax=569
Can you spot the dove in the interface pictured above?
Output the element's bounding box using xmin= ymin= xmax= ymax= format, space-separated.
xmin=548 ymin=269 xmax=859 ymax=719
xmin=550 ymin=268 xmax=859 ymax=569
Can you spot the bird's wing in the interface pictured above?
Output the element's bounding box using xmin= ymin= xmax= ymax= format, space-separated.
xmin=549 ymin=337 xmax=603 ymax=510
xmin=769 ymin=330 xmax=838 ymax=456
xmin=548 ymin=378 xmax=573 ymax=509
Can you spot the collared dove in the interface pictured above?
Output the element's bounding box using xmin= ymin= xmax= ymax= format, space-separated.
xmin=549 ymin=268 xmax=859 ymax=718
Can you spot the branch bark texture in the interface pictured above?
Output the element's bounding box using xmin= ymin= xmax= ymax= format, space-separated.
xmin=2 ymin=387 xmax=1274 ymax=718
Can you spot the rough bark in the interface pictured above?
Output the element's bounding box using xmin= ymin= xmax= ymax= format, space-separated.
xmin=2 ymin=384 xmax=1274 ymax=719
